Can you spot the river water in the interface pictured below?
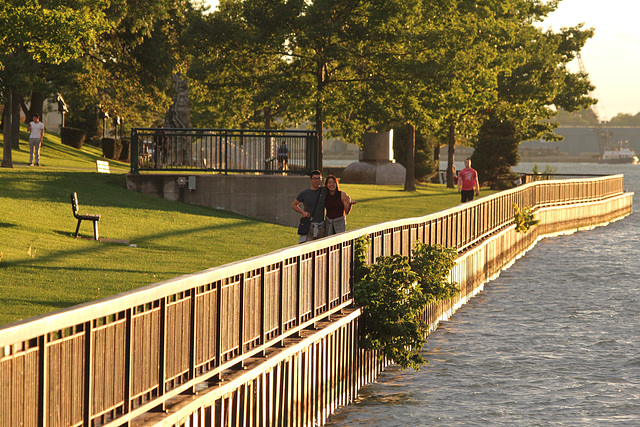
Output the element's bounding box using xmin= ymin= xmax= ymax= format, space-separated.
xmin=326 ymin=162 xmax=640 ymax=426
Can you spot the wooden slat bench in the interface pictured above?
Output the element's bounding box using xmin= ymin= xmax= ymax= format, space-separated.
xmin=96 ymin=160 xmax=110 ymax=173
xmin=70 ymin=192 xmax=101 ymax=240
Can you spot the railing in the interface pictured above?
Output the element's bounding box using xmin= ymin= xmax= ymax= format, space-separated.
xmin=130 ymin=128 xmax=319 ymax=175
xmin=0 ymin=174 xmax=627 ymax=427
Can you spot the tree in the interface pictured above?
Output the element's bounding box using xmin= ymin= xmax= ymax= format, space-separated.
xmin=468 ymin=5 xmax=595 ymax=183
xmin=326 ymin=0 xmax=503 ymax=186
xmin=492 ymin=23 xmax=595 ymax=144
xmin=1 ymin=0 xmax=108 ymax=167
xmin=188 ymin=0 xmax=435 ymax=169
xmin=52 ymin=0 xmax=197 ymax=140
xmin=609 ymin=112 xmax=640 ymax=127
xmin=182 ymin=0 xmax=595 ymax=184
xmin=186 ymin=0 xmax=298 ymax=130
xmin=471 ymin=115 xmax=522 ymax=189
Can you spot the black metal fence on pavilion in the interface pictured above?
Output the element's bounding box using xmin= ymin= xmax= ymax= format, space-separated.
xmin=130 ymin=128 xmax=319 ymax=175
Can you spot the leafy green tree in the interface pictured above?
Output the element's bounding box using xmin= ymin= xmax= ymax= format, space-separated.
xmin=188 ymin=0 xmax=437 ymax=168
xmin=1 ymin=0 xmax=108 ymax=167
xmin=492 ymin=23 xmax=595 ymax=145
xmin=186 ymin=0 xmax=297 ymax=130
xmin=54 ymin=0 xmax=197 ymax=139
xmin=182 ymin=0 xmax=594 ymax=184
xmin=326 ymin=0 xmax=506 ymax=186
xmin=459 ymin=2 xmax=594 ymax=183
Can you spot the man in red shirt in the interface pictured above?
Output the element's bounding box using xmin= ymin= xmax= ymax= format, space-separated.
xmin=457 ymin=158 xmax=480 ymax=203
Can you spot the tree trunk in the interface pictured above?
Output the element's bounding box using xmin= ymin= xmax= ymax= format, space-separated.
xmin=28 ymin=91 xmax=46 ymax=122
xmin=446 ymin=122 xmax=456 ymax=188
xmin=263 ymin=107 xmax=272 ymax=130
xmin=315 ymin=64 xmax=325 ymax=171
xmin=11 ymin=93 xmax=21 ymax=149
xmin=2 ymin=90 xmax=14 ymax=168
xmin=404 ymin=124 xmax=416 ymax=191
xmin=315 ymin=101 xmax=323 ymax=171
xmin=264 ymin=107 xmax=272 ymax=161
xmin=432 ymin=144 xmax=441 ymax=183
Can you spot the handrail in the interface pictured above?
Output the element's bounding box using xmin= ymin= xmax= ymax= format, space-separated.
xmin=0 ymin=174 xmax=626 ymax=426
xmin=130 ymin=128 xmax=319 ymax=175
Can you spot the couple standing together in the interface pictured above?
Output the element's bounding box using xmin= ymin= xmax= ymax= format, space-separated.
xmin=291 ymin=170 xmax=356 ymax=244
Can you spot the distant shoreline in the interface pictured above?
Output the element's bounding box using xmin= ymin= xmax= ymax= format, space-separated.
xmin=519 ymin=155 xmax=601 ymax=163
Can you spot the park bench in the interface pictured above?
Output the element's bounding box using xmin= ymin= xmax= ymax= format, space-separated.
xmin=96 ymin=160 xmax=110 ymax=173
xmin=70 ymin=192 xmax=101 ymax=240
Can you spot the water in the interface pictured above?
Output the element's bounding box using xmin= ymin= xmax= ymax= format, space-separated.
xmin=326 ymin=162 xmax=640 ymax=426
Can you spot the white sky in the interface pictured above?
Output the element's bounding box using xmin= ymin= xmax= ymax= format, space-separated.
xmin=541 ymin=0 xmax=640 ymax=120
xmin=202 ymin=0 xmax=639 ymax=120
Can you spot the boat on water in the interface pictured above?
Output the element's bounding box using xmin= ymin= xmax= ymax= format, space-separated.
xmin=599 ymin=147 xmax=639 ymax=164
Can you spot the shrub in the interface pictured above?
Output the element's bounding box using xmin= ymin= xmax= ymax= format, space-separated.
xmin=119 ymin=138 xmax=131 ymax=162
xmin=101 ymin=137 xmax=122 ymax=160
xmin=410 ymin=242 xmax=459 ymax=302
xmin=354 ymin=253 xmax=428 ymax=371
xmin=352 ymin=238 xmax=462 ymax=371
xmin=61 ymin=127 xmax=86 ymax=149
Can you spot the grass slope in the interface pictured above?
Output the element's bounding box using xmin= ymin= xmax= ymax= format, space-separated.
xmin=1 ymin=129 xmax=491 ymax=325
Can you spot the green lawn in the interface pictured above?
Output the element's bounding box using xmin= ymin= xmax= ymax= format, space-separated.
xmin=0 ymin=130 xmax=493 ymax=326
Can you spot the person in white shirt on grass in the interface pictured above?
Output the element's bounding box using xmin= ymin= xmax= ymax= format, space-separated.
xmin=27 ymin=114 xmax=45 ymax=166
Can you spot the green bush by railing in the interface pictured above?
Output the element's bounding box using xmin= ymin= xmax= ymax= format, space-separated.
xmin=354 ymin=237 xmax=459 ymax=370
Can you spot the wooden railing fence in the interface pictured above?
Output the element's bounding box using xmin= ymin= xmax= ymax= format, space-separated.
xmin=0 ymin=175 xmax=626 ymax=427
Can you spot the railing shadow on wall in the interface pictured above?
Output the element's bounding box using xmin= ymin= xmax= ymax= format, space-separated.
xmin=0 ymin=174 xmax=627 ymax=427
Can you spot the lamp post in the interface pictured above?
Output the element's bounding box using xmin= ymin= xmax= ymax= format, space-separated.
xmin=97 ymin=104 xmax=109 ymax=138
xmin=112 ymin=113 xmax=121 ymax=140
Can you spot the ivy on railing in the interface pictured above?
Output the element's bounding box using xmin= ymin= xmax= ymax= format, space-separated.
xmin=513 ymin=203 xmax=540 ymax=233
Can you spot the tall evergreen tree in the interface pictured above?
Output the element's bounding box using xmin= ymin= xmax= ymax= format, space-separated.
xmin=471 ymin=115 xmax=521 ymax=189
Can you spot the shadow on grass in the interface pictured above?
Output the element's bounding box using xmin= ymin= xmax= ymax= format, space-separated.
xmin=354 ymin=191 xmax=460 ymax=204
xmin=0 ymin=296 xmax=87 ymax=311
xmin=0 ymin=170 xmax=246 ymax=218
xmin=3 ymin=219 xmax=258 ymax=269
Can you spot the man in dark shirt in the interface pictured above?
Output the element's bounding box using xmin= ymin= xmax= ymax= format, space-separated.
xmin=291 ymin=170 xmax=327 ymax=243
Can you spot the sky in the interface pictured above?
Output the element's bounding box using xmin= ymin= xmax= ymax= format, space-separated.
xmin=203 ymin=0 xmax=639 ymax=120
xmin=541 ymin=0 xmax=640 ymax=120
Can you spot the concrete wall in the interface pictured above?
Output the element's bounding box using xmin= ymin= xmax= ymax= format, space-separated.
xmin=126 ymin=174 xmax=309 ymax=227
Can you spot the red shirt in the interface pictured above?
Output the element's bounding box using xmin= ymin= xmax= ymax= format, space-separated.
xmin=325 ymin=191 xmax=344 ymax=219
xmin=458 ymin=167 xmax=478 ymax=191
